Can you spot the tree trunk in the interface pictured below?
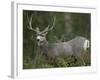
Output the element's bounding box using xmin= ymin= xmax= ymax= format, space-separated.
xmin=64 ymin=13 xmax=72 ymax=35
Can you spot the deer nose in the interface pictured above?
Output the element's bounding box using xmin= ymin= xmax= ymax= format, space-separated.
xmin=37 ymin=36 xmax=41 ymax=41
xmin=37 ymin=39 xmax=40 ymax=41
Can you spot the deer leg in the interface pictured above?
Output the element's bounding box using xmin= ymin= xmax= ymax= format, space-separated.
xmin=80 ymin=57 xmax=86 ymax=66
xmin=75 ymin=55 xmax=86 ymax=66
xmin=81 ymin=50 xmax=86 ymax=66
xmin=43 ymin=54 xmax=52 ymax=64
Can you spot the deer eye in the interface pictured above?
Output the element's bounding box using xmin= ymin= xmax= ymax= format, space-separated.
xmin=40 ymin=34 xmax=45 ymax=37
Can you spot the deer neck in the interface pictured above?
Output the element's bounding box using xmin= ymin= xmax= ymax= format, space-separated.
xmin=40 ymin=39 xmax=49 ymax=54
xmin=41 ymin=39 xmax=48 ymax=47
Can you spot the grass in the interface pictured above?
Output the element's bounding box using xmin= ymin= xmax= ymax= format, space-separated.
xmin=23 ymin=49 xmax=90 ymax=69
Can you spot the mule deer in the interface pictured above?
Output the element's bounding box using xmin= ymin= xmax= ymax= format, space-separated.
xmin=27 ymin=14 xmax=90 ymax=65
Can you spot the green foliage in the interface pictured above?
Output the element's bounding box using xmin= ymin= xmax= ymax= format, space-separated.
xmin=23 ymin=57 xmax=33 ymax=69
xmin=23 ymin=49 xmax=90 ymax=69
xmin=55 ymin=57 xmax=69 ymax=67
xmin=23 ymin=10 xmax=91 ymax=69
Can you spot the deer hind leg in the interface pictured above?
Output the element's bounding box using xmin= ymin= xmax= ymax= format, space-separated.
xmin=80 ymin=56 xmax=86 ymax=66
xmin=81 ymin=49 xmax=88 ymax=66
xmin=78 ymin=51 xmax=86 ymax=66
xmin=75 ymin=54 xmax=86 ymax=66
xmin=76 ymin=56 xmax=86 ymax=66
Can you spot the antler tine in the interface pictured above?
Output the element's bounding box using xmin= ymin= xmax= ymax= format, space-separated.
xmin=27 ymin=13 xmax=37 ymax=32
xmin=49 ymin=16 xmax=56 ymax=31
xmin=42 ymin=16 xmax=56 ymax=33
xmin=41 ymin=25 xmax=50 ymax=33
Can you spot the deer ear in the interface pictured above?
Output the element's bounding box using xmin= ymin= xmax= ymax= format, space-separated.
xmin=44 ymin=32 xmax=48 ymax=35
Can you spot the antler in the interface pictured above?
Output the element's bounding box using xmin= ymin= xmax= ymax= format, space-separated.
xmin=42 ymin=16 xmax=56 ymax=33
xmin=27 ymin=14 xmax=37 ymax=32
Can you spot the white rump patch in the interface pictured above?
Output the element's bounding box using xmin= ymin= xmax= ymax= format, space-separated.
xmin=83 ymin=40 xmax=90 ymax=51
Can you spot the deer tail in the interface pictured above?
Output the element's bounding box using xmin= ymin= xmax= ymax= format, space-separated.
xmin=83 ymin=39 xmax=90 ymax=51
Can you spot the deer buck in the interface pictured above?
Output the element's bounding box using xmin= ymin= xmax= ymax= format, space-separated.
xmin=27 ymin=14 xmax=90 ymax=66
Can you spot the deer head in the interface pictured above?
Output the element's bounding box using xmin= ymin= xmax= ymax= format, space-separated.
xmin=27 ymin=14 xmax=56 ymax=46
